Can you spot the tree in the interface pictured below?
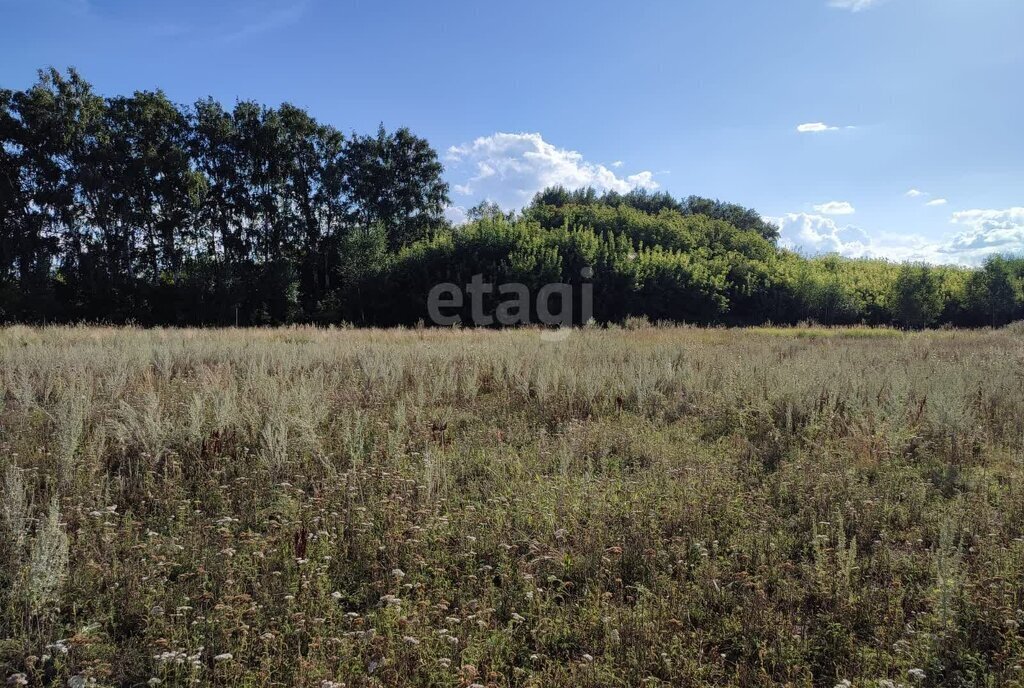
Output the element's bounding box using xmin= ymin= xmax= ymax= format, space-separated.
xmin=277 ymin=103 xmax=346 ymax=316
xmin=99 ymin=91 xmax=201 ymax=285
xmin=342 ymin=124 xmax=449 ymax=250
xmin=466 ymin=200 xmax=514 ymax=223
xmin=11 ymin=68 xmax=105 ymax=320
xmin=891 ymin=263 xmax=944 ymax=329
xmin=682 ymin=196 xmax=780 ymax=242
xmin=965 ymin=256 xmax=1021 ymax=326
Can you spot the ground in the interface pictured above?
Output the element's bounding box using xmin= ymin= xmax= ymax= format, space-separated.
xmin=1 ymin=325 xmax=1023 ymax=687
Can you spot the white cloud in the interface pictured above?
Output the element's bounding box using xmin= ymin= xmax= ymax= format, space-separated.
xmin=626 ymin=171 xmax=657 ymax=188
xmin=769 ymin=214 xmax=873 ymax=258
xmin=611 ymin=160 xmax=624 ymax=168
xmin=828 ymin=0 xmax=886 ymax=11
xmin=769 ymin=206 xmax=1024 ymax=266
xmin=926 ymin=198 xmax=948 ymax=207
xmin=797 ymin=122 xmax=840 ymax=133
xmin=906 ymin=188 xmax=926 ymax=198
xmin=445 ymin=132 xmax=658 ymax=211
xmin=445 ymin=205 xmax=468 ymax=225
xmin=943 ymin=208 xmax=1024 ymax=262
xmin=813 ymin=201 xmax=856 ymax=216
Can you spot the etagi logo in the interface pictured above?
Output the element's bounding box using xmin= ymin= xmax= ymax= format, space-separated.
xmin=427 ymin=268 xmax=594 ymax=338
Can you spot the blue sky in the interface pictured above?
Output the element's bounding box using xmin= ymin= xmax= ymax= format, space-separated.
xmin=2 ymin=0 xmax=1022 ymax=264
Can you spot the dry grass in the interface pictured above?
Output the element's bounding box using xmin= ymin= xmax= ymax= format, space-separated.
xmin=1 ymin=325 xmax=1024 ymax=687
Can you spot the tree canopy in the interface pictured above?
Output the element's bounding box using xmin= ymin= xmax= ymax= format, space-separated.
xmin=1 ymin=68 xmax=1021 ymax=327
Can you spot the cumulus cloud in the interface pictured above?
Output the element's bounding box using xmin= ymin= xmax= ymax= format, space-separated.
xmin=611 ymin=160 xmax=624 ymax=168
xmin=796 ymin=122 xmax=840 ymax=133
xmin=770 ymin=214 xmax=873 ymax=258
xmin=444 ymin=205 xmax=468 ymax=225
xmin=445 ymin=132 xmax=658 ymax=212
xmin=813 ymin=201 xmax=856 ymax=216
xmin=769 ymin=207 xmax=1024 ymax=266
xmin=926 ymin=198 xmax=948 ymax=207
xmin=828 ymin=0 xmax=886 ymax=11
xmin=943 ymin=208 xmax=1024 ymax=262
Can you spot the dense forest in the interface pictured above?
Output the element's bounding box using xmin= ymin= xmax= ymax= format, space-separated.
xmin=2 ymin=68 xmax=1022 ymax=328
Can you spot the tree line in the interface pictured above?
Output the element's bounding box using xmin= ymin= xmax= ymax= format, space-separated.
xmin=2 ymin=68 xmax=1021 ymax=328
xmin=1 ymin=68 xmax=448 ymax=324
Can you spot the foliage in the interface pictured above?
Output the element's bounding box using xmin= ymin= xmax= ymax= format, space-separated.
xmin=891 ymin=263 xmax=945 ymax=329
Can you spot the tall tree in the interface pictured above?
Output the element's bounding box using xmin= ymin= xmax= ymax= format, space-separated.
xmin=277 ymin=103 xmax=346 ymax=316
xmin=98 ymin=91 xmax=201 ymax=287
xmin=11 ymin=68 xmax=105 ymax=319
xmin=342 ymin=124 xmax=449 ymax=250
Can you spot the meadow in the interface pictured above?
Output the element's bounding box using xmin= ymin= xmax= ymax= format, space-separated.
xmin=2 ymin=325 xmax=1024 ymax=687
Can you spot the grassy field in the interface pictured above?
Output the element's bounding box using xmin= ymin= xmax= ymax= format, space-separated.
xmin=2 ymin=325 xmax=1024 ymax=687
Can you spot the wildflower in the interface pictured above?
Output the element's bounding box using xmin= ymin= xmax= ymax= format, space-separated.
xmin=331 ymin=591 xmax=342 ymax=600
xmin=834 ymin=681 xmax=851 ymax=688
xmin=213 ymin=653 xmax=233 ymax=662
xmin=392 ymin=568 xmax=406 ymax=579
xmin=908 ymin=668 xmax=926 ymax=681
xmin=402 ymin=636 xmax=420 ymax=646
xmin=511 ymin=612 xmax=525 ymax=623
xmin=46 ymin=639 xmax=69 ymax=655
xmin=582 ymin=653 xmax=594 ymax=663
xmin=148 ymin=680 xmax=162 ymax=686
xmin=6 ymin=675 xmax=27 ymax=687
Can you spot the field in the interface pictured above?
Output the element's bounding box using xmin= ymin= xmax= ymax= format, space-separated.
xmin=2 ymin=325 xmax=1024 ymax=688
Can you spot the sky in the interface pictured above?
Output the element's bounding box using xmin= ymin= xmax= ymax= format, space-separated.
xmin=2 ymin=0 xmax=1022 ymax=265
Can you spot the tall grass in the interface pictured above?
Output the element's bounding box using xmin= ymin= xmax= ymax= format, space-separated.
xmin=1 ymin=325 xmax=1023 ymax=687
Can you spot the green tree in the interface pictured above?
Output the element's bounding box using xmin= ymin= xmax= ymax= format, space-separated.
xmin=342 ymin=124 xmax=449 ymax=250
xmin=891 ymin=263 xmax=944 ymax=329
xmin=965 ymin=256 xmax=1021 ymax=326
xmin=11 ymin=68 xmax=105 ymax=320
